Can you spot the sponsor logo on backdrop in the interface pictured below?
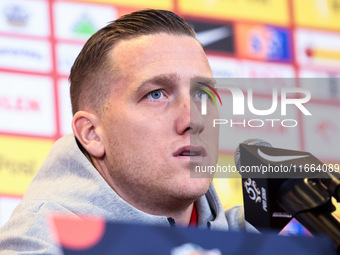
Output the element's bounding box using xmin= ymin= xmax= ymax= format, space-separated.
xmin=3 ymin=4 xmax=29 ymax=27
xmin=0 ymin=136 xmax=54 ymax=195
xmin=187 ymin=19 xmax=234 ymax=54
xmin=0 ymin=0 xmax=49 ymax=36
xmin=54 ymin=2 xmax=117 ymax=40
xmin=0 ymin=96 xmax=40 ymax=112
xmin=296 ymin=29 xmax=340 ymax=68
xmin=305 ymin=46 xmax=340 ymax=62
xmin=236 ymin=24 xmax=291 ymax=62
xmin=72 ymin=13 xmax=98 ymax=37
xmin=0 ymin=155 xmax=36 ymax=176
xmin=0 ymin=37 xmax=51 ymax=72
xmin=0 ymin=73 xmax=55 ymax=136
xmin=0 ymin=47 xmax=41 ymax=59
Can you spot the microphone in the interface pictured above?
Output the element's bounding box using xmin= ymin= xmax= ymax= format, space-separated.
xmin=234 ymin=139 xmax=340 ymax=252
xmin=234 ymin=139 xmax=292 ymax=232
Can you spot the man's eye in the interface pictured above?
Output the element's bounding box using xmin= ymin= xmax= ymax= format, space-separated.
xmin=194 ymin=90 xmax=208 ymax=100
xmin=146 ymin=90 xmax=165 ymax=100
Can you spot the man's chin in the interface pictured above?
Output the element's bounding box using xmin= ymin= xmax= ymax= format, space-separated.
xmin=180 ymin=179 xmax=212 ymax=199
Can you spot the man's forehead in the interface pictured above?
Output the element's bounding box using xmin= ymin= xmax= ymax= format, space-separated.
xmin=139 ymin=74 xmax=215 ymax=86
xmin=108 ymin=33 xmax=213 ymax=93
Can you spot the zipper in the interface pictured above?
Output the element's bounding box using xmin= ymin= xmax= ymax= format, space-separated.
xmin=167 ymin=217 xmax=176 ymax=227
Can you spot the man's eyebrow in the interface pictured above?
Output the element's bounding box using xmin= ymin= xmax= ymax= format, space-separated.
xmin=132 ymin=73 xmax=180 ymax=96
xmin=192 ymin=76 xmax=217 ymax=87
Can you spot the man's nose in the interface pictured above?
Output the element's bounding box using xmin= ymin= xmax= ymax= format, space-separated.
xmin=175 ymin=96 xmax=204 ymax=136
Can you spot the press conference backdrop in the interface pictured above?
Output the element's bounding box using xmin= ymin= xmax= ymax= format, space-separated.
xmin=0 ymin=0 xmax=340 ymax=236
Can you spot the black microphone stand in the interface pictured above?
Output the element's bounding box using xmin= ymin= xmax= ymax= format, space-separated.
xmin=277 ymin=177 xmax=340 ymax=254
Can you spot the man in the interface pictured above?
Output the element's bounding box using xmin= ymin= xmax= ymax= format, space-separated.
xmin=0 ymin=9 xmax=248 ymax=254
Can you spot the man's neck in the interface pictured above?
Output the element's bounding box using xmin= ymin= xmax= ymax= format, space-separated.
xmin=167 ymin=203 xmax=194 ymax=226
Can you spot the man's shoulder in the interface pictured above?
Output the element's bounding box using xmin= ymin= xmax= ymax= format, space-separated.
xmin=0 ymin=200 xmax=74 ymax=254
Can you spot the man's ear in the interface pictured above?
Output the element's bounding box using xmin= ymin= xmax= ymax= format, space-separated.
xmin=72 ymin=111 xmax=105 ymax=158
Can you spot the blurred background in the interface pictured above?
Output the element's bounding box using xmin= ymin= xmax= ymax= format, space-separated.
xmin=0 ymin=0 xmax=340 ymax=236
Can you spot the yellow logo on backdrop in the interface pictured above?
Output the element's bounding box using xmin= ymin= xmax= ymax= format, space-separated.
xmin=0 ymin=136 xmax=54 ymax=196
xmin=294 ymin=0 xmax=340 ymax=30
xmin=179 ymin=0 xmax=289 ymax=26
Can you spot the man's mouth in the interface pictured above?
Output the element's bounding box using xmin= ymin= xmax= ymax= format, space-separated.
xmin=173 ymin=146 xmax=207 ymax=158
xmin=179 ymin=151 xmax=200 ymax=156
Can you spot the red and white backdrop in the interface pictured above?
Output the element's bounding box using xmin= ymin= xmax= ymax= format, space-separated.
xmin=1 ymin=0 xmax=340 ymax=232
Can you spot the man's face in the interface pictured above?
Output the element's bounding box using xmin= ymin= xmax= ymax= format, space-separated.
xmin=99 ymin=33 xmax=219 ymax=211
